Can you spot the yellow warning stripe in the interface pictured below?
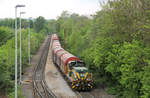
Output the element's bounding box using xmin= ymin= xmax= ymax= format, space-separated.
xmin=76 ymin=72 xmax=80 ymax=79
xmin=84 ymin=72 xmax=88 ymax=79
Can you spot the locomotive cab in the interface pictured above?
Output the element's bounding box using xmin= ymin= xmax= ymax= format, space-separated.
xmin=68 ymin=61 xmax=86 ymax=77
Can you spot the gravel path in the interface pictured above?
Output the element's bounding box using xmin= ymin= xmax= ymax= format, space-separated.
xmin=45 ymin=45 xmax=77 ymax=98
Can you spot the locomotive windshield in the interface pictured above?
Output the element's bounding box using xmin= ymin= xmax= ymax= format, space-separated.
xmin=74 ymin=67 xmax=87 ymax=73
xmin=74 ymin=67 xmax=88 ymax=77
xmin=77 ymin=61 xmax=85 ymax=67
xmin=70 ymin=61 xmax=85 ymax=67
xmin=76 ymin=68 xmax=88 ymax=74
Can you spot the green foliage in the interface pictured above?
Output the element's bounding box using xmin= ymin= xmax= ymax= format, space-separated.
xmin=0 ymin=18 xmax=15 ymax=28
xmin=0 ymin=18 xmax=33 ymax=29
xmin=34 ymin=16 xmax=46 ymax=33
xmin=105 ymin=41 xmax=142 ymax=97
xmin=47 ymin=19 xmax=57 ymax=33
xmin=140 ymin=48 xmax=150 ymax=98
xmin=8 ymin=85 xmax=25 ymax=98
xmin=0 ymin=26 xmax=13 ymax=45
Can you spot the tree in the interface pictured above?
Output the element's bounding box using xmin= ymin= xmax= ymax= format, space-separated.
xmin=47 ymin=19 xmax=56 ymax=33
xmin=33 ymin=16 xmax=46 ymax=33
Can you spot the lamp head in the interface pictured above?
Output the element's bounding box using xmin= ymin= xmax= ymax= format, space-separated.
xmin=15 ymin=5 xmax=25 ymax=8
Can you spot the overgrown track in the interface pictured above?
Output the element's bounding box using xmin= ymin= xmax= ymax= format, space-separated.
xmin=76 ymin=91 xmax=95 ymax=98
xmin=32 ymin=36 xmax=56 ymax=98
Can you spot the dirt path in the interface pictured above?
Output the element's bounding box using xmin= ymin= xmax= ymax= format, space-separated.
xmin=91 ymin=88 xmax=115 ymax=98
xmin=45 ymin=45 xmax=77 ymax=98
xmin=21 ymin=37 xmax=48 ymax=98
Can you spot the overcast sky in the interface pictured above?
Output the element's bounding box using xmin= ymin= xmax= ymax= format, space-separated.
xmin=0 ymin=0 xmax=100 ymax=19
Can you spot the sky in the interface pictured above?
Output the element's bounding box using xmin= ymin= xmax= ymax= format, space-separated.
xmin=0 ymin=0 xmax=100 ymax=19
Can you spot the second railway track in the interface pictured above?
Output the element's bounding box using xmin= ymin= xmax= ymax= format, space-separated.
xmin=32 ymin=36 xmax=56 ymax=98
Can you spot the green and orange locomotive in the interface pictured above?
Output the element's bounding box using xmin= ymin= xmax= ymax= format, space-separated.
xmin=50 ymin=34 xmax=93 ymax=91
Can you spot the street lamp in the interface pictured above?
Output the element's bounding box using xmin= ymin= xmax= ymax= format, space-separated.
xmin=15 ymin=4 xmax=25 ymax=98
xmin=19 ymin=12 xmax=25 ymax=83
xmin=28 ymin=17 xmax=32 ymax=65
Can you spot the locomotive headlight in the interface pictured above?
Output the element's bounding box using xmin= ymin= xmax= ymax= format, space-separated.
xmin=76 ymin=84 xmax=79 ymax=86
xmin=86 ymin=78 xmax=91 ymax=81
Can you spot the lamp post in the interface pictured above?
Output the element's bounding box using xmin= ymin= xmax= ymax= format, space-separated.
xmin=19 ymin=12 xmax=25 ymax=83
xmin=15 ymin=4 xmax=25 ymax=98
xmin=28 ymin=17 xmax=32 ymax=65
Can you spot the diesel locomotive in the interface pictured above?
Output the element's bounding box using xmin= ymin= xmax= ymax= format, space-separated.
xmin=50 ymin=34 xmax=93 ymax=90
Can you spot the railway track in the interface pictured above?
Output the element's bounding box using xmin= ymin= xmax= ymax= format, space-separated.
xmin=32 ymin=36 xmax=56 ymax=98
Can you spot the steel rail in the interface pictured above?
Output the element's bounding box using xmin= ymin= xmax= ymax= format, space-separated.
xmin=32 ymin=35 xmax=56 ymax=98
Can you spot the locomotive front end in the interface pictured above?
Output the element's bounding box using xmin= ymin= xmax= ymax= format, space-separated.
xmin=71 ymin=67 xmax=93 ymax=91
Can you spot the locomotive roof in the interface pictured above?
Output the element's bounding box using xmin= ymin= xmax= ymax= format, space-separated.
xmin=61 ymin=53 xmax=79 ymax=65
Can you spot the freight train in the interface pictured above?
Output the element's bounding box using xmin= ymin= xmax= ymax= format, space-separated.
xmin=50 ymin=34 xmax=93 ymax=91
